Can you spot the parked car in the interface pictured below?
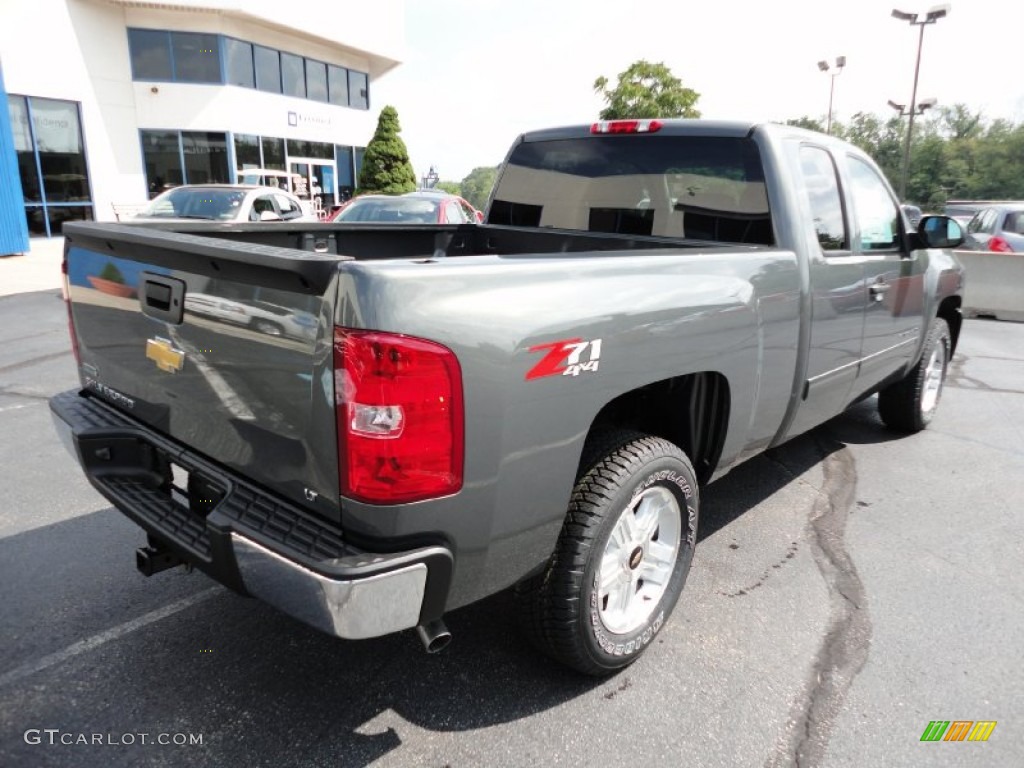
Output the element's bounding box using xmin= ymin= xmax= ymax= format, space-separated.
xmin=961 ymin=203 xmax=1024 ymax=253
xmin=329 ymin=191 xmax=482 ymax=224
xmin=133 ymin=184 xmax=316 ymax=223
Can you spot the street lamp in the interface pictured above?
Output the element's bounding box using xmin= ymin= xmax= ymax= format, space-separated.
xmin=891 ymin=4 xmax=949 ymax=199
xmin=422 ymin=165 xmax=439 ymax=190
xmin=817 ymin=55 xmax=846 ymax=135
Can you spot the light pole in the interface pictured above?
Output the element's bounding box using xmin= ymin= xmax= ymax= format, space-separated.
xmin=422 ymin=165 xmax=439 ymax=190
xmin=891 ymin=4 xmax=949 ymax=200
xmin=817 ymin=56 xmax=846 ymax=134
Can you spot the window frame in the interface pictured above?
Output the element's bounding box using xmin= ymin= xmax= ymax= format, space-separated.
xmin=798 ymin=143 xmax=850 ymax=255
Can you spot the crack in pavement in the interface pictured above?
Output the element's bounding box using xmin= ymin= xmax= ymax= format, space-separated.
xmin=947 ymin=354 xmax=1024 ymax=396
xmin=0 ymin=349 xmax=71 ymax=375
xmin=0 ymin=386 xmax=54 ymax=402
xmin=765 ymin=433 xmax=872 ymax=768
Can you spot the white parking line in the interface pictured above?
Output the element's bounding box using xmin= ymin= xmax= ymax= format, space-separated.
xmin=0 ymin=586 xmax=221 ymax=688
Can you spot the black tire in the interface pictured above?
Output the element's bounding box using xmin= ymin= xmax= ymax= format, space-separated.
xmin=517 ymin=431 xmax=699 ymax=676
xmin=878 ymin=317 xmax=951 ymax=433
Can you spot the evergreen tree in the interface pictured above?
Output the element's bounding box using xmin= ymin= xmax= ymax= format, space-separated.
xmin=357 ymin=106 xmax=416 ymax=194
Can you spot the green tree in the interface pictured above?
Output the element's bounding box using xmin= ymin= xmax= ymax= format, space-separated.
xmin=357 ymin=106 xmax=416 ymax=195
xmin=837 ymin=112 xmax=904 ymax=190
xmin=460 ymin=166 xmax=499 ymax=210
xmin=785 ymin=107 xmax=1024 ymax=208
xmin=785 ymin=116 xmax=827 ymax=133
xmin=594 ymin=60 xmax=701 ymax=120
xmin=435 ymin=180 xmax=461 ymax=195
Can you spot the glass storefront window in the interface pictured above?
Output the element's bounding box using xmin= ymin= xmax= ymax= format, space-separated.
xmin=287 ymin=139 xmax=333 ymax=160
xmin=224 ymin=38 xmax=255 ymax=88
xmin=9 ymin=96 xmax=93 ymax=236
xmin=348 ymin=71 xmax=368 ymax=109
xmin=125 ymin=29 xmax=371 ymax=113
xmin=46 ymin=205 xmax=94 ymax=235
xmin=32 ymin=98 xmax=91 ymax=202
xmin=234 ymin=133 xmax=261 ymax=170
xmin=172 ymin=32 xmax=221 ymax=83
xmin=141 ymin=130 xmax=183 ymax=198
xmin=254 ymin=45 xmax=281 ymax=93
xmin=128 ymin=29 xmax=172 ymax=80
xmin=182 ymin=131 xmax=228 ymax=185
xmin=306 ymin=59 xmax=327 ymax=102
xmin=8 ymin=96 xmax=40 ymax=202
xmin=261 ymin=137 xmax=285 ymax=170
xmin=281 ymin=53 xmax=305 ymax=98
xmin=335 ymin=144 xmax=354 ymax=199
xmin=354 ymin=147 xmax=365 ymax=182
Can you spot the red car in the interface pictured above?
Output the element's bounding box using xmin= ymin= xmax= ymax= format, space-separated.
xmin=328 ymin=191 xmax=483 ymax=224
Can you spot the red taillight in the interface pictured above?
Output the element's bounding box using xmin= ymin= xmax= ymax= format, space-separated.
xmin=989 ymin=236 xmax=1014 ymax=253
xmin=61 ymin=258 xmax=80 ymax=365
xmin=333 ymin=328 xmax=463 ymax=504
xmin=590 ymin=119 xmax=664 ymax=134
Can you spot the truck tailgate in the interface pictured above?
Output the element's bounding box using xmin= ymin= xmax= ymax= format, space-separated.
xmin=62 ymin=223 xmax=345 ymax=522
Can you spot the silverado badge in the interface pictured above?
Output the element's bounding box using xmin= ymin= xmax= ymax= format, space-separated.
xmin=146 ymin=337 xmax=185 ymax=373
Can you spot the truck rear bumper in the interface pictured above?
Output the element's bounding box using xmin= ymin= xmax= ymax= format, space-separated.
xmin=50 ymin=389 xmax=452 ymax=640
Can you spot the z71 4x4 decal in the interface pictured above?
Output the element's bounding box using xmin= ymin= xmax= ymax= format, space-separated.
xmin=525 ymin=338 xmax=603 ymax=380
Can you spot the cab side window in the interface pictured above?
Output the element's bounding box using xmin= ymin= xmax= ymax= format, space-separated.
xmin=274 ymin=194 xmax=302 ymax=220
xmin=444 ymin=200 xmax=466 ymax=224
xmin=847 ymin=157 xmax=900 ymax=251
xmin=799 ymin=146 xmax=847 ymax=251
xmin=250 ymin=196 xmax=276 ymax=221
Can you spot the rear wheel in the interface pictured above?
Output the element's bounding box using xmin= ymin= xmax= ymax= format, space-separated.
xmin=878 ymin=318 xmax=951 ymax=432
xmin=517 ymin=431 xmax=699 ymax=675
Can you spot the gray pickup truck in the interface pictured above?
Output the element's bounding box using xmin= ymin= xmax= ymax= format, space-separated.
xmin=51 ymin=119 xmax=965 ymax=675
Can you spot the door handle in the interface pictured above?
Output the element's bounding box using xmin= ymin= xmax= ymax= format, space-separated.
xmin=869 ymin=282 xmax=890 ymax=302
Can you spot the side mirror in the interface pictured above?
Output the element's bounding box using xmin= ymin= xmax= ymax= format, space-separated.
xmin=917 ymin=215 xmax=964 ymax=249
xmin=259 ymin=210 xmax=282 ymax=222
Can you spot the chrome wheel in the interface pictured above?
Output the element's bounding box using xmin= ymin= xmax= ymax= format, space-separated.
xmin=921 ymin=338 xmax=947 ymax=415
xmin=598 ymin=486 xmax=681 ymax=634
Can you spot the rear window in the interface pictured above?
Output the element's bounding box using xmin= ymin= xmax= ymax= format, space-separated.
xmin=490 ymin=135 xmax=773 ymax=244
xmin=338 ymin=198 xmax=440 ymax=223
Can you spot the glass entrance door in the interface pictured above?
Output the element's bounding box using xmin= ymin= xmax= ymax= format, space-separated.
xmin=288 ymin=157 xmax=337 ymax=216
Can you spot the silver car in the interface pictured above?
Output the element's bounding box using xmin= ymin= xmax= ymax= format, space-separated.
xmin=961 ymin=203 xmax=1024 ymax=253
xmin=134 ymin=184 xmax=316 ymax=223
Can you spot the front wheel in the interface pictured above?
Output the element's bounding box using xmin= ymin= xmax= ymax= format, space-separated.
xmin=518 ymin=432 xmax=699 ymax=676
xmin=878 ymin=317 xmax=951 ymax=432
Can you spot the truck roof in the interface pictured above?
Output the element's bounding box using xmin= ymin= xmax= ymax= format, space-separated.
xmin=519 ymin=119 xmax=760 ymax=142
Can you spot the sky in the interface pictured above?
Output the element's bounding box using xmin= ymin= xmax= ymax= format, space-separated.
xmin=372 ymin=0 xmax=1024 ymax=183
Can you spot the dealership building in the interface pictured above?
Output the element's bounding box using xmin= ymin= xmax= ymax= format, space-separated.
xmin=0 ymin=0 xmax=405 ymax=250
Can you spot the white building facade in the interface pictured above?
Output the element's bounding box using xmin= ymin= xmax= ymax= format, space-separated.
xmin=0 ymin=0 xmax=405 ymax=237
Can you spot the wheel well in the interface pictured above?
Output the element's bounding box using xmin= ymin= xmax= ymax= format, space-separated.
xmin=583 ymin=372 xmax=730 ymax=484
xmin=937 ymin=296 xmax=962 ymax=354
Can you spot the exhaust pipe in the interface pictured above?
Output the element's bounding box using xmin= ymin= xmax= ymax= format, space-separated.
xmin=416 ymin=619 xmax=452 ymax=653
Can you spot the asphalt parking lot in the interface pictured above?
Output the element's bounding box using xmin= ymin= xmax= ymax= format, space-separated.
xmin=1 ymin=288 xmax=1021 ymax=768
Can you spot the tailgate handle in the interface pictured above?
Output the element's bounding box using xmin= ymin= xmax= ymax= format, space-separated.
xmin=140 ymin=273 xmax=185 ymax=324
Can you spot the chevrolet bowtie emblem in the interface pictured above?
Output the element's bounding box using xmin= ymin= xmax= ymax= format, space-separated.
xmin=146 ymin=337 xmax=185 ymax=373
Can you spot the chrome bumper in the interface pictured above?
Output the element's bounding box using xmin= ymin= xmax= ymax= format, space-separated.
xmin=231 ymin=534 xmax=429 ymax=639
xmin=50 ymin=390 xmax=453 ymax=642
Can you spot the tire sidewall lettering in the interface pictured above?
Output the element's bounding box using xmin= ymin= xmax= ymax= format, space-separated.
xmin=584 ymin=455 xmax=698 ymax=664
